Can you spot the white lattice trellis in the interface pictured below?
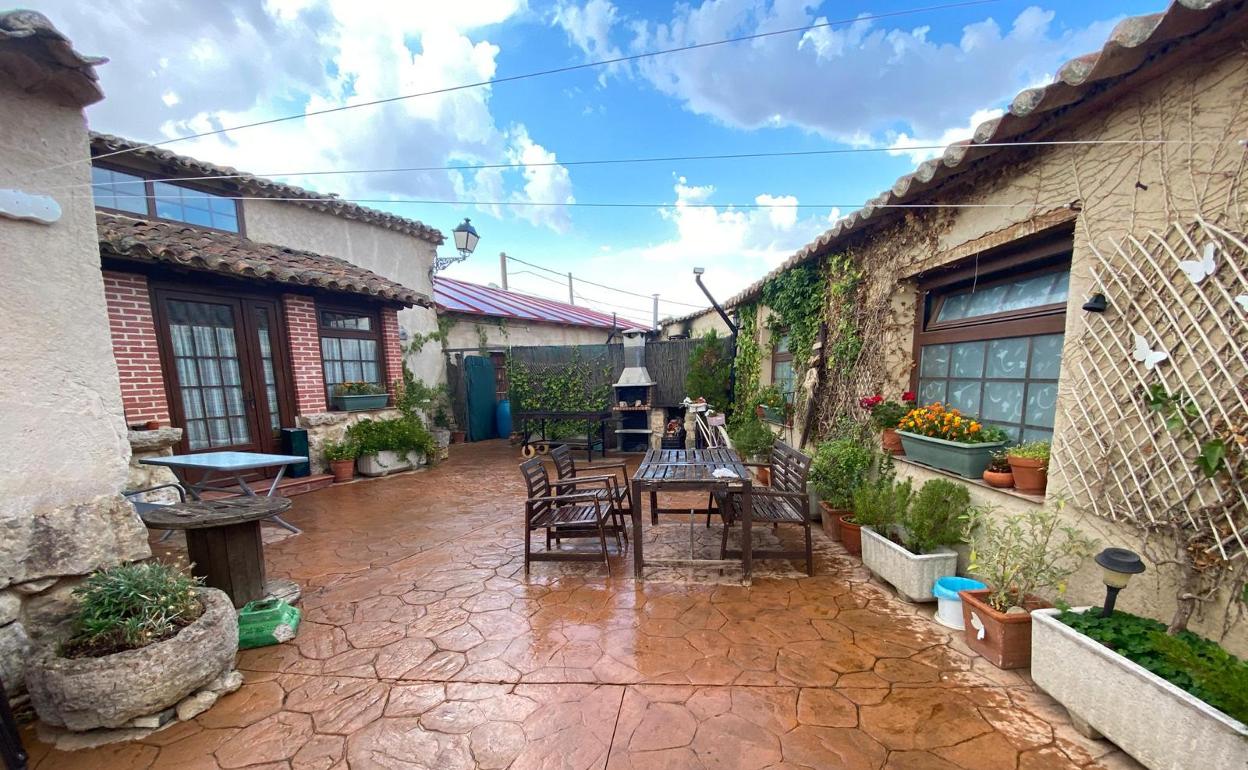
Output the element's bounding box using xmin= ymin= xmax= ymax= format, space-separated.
xmin=1058 ymin=218 xmax=1248 ymax=561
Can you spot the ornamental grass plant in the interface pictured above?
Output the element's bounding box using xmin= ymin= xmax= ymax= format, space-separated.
xmin=61 ymin=560 xmax=203 ymax=659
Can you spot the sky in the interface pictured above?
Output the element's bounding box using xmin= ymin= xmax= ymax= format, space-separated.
xmin=31 ymin=0 xmax=1161 ymax=328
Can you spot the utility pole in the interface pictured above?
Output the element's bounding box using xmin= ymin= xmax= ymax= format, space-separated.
xmin=652 ymin=294 xmax=659 ymax=330
xmin=568 ymin=272 xmax=575 ymax=305
xmin=499 ymin=252 xmax=508 ymax=291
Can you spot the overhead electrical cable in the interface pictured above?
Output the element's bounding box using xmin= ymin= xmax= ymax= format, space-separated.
xmin=39 ymin=0 xmax=1004 ymax=174
xmin=506 ymin=254 xmax=705 ymax=309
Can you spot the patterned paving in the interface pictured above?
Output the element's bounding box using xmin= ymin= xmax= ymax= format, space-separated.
xmin=25 ymin=441 xmax=1142 ymax=769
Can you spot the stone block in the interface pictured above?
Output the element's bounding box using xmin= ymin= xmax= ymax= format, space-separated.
xmin=0 ymin=621 xmax=31 ymax=695
xmin=0 ymin=494 xmax=149 ymax=587
xmin=0 ymin=591 xmax=20 ymax=625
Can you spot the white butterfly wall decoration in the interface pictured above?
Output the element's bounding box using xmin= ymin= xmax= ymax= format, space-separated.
xmin=1177 ymin=242 xmax=1217 ymax=284
xmin=1133 ymin=334 xmax=1169 ymax=370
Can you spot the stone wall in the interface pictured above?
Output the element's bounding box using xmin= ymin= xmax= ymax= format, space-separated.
xmin=297 ymin=408 xmax=404 ymax=475
xmin=0 ymin=78 xmax=149 ymax=696
xmin=442 ymin=314 xmax=614 ymax=355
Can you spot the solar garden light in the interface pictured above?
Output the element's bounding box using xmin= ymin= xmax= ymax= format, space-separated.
xmin=434 ymin=218 xmax=480 ymax=272
xmin=1095 ymin=547 xmax=1145 ymax=617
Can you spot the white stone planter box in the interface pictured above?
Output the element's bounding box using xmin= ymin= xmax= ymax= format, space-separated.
xmin=357 ymin=450 xmax=425 ymax=477
xmin=860 ymin=526 xmax=957 ymax=603
xmin=1031 ymin=608 xmax=1248 ymax=770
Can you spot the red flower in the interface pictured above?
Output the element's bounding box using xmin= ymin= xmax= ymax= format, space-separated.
xmin=902 ymin=391 xmax=917 ymax=403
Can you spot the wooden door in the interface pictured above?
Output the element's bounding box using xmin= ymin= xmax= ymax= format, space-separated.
xmin=155 ymin=289 xmax=293 ymax=455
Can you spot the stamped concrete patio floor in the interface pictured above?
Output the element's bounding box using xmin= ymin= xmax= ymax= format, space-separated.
xmin=27 ymin=441 xmax=1142 ymax=770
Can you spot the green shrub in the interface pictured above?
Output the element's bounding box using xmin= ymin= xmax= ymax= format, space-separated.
xmin=754 ymin=384 xmax=786 ymax=409
xmin=964 ymin=502 xmax=1097 ymax=611
xmin=322 ymin=439 xmax=358 ymax=462
xmin=1058 ymin=609 xmax=1248 ymax=723
xmin=1008 ymin=440 xmax=1051 ymax=465
xmin=851 ymin=478 xmax=912 ymax=531
xmin=810 ymin=438 xmax=877 ymax=509
xmin=986 ymin=448 xmax=1011 ymax=473
xmin=685 ymin=330 xmax=732 ymax=409
xmin=346 ymin=416 xmax=435 ymax=458
xmin=728 ymin=414 xmax=775 ymax=459
xmin=333 ymin=381 xmax=386 ymax=396
xmin=61 ymin=561 xmax=203 ymax=658
xmin=901 ymin=479 xmax=970 ymax=554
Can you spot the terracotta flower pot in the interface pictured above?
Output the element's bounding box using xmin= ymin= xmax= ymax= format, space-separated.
xmin=958 ymin=589 xmax=1050 ymax=670
xmin=755 ymin=405 xmax=766 ymax=420
xmin=143 ymin=419 xmax=162 ymax=431
xmin=880 ymin=428 xmax=904 ymax=455
xmin=756 ymin=466 xmax=771 ymax=486
xmin=982 ymin=469 xmax=1014 ymax=489
xmin=451 ymin=430 xmax=466 ymax=444
xmin=1007 ymin=456 xmax=1047 ymax=494
xmin=839 ymin=514 xmax=862 ymax=556
xmin=329 ymin=459 xmax=355 ymax=483
xmin=818 ymin=502 xmax=844 ymax=541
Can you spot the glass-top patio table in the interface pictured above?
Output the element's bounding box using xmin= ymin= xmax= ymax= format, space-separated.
xmin=630 ymin=447 xmax=756 ymax=582
xmin=140 ymin=451 xmax=308 ymax=534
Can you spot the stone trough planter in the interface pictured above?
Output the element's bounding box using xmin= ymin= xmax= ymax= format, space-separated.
xmin=860 ymin=526 xmax=957 ymax=603
xmin=1031 ymin=608 xmax=1248 ymax=770
xmin=357 ymin=450 xmax=427 ymax=477
xmin=25 ymin=588 xmax=239 ymax=731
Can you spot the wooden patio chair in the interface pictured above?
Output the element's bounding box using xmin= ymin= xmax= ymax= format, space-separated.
xmin=710 ymin=441 xmax=815 ymax=576
xmin=520 ymin=457 xmax=613 ymax=575
xmin=549 ymin=444 xmax=631 ymax=546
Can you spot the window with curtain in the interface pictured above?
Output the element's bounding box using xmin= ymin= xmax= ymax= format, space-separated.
xmin=319 ymin=307 xmax=383 ymax=403
xmin=90 ymin=163 xmax=241 ymax=232
xmin=771 ymin=330 xmax=795 ymax=403
xmin=914 ymin=247 xmax=1071 ymax=444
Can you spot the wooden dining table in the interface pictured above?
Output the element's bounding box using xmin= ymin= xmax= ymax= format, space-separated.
xmin=630 ymin=447 xmax=755 ymax=582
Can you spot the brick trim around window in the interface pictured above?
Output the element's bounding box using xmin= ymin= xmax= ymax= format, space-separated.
xmin=381 ymin=307 xmax=404 ymax=396
xmin=282 ymin=293 xmax=329 ymax=415
xmin=102 ymin=270 xmax=171 ymax=425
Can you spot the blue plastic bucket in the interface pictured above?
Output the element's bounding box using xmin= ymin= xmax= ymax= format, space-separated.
xmin=933 ymin=576 xmax=986 ymax=630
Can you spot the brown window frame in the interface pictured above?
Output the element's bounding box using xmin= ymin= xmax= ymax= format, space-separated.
xmin=770 ymin=328 xmax=795 ymax=400
xmin=317 ymin=303 xmax=388 ymax=406
xmin=91 ymin=160 xmax=247 ymax=235
xmin=909 ymin=230 xmax=1073 ymax=442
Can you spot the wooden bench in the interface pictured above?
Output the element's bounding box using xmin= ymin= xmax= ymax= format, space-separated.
xmin=711 ymin=441 xmax=814 ymax=576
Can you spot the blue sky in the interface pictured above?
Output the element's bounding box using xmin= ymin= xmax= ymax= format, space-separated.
xmin=35 ymin=0 xmax=1160 ymax=326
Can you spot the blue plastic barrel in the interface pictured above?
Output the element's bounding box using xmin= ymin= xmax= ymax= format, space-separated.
xmin=496 ymin=398 xmax=512 ymax=437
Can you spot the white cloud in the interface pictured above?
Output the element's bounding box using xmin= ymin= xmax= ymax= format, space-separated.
xmin=31 ymin=0 xmax=573 ymax=233
xmin=556 ymin=1 xmax=1122 ymax=154
xmin=552 ymin=0 xmax=625 ymax=84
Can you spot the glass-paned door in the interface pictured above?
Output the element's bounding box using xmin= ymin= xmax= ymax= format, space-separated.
xmin=157 ymin=291 xmax=291 ymax=454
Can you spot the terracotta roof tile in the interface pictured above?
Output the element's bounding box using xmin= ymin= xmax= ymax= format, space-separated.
xmin=721 ymin=0 xmax=1238 ymax=309
xmin=0 ymin=10 xmax=104 ymax=106
xmin=98 ymin=212 xmax=430 ymax=307
xmin=90 ymin=133 xmax=445 ymax=245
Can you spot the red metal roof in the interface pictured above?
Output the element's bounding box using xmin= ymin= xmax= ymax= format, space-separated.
xmin=434 ymin=276 xmax=649 ymax=332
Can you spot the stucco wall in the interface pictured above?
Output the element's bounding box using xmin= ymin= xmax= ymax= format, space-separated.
xmin=442 ymin=314 xmax=614 ymax=352
xmin=0 ymin=79 xmax=149 ymax=692
xmin=812 ymin=37 xmax=1248 ymax=653
xmin=661 ymin=309 xmax=731 ymax=340
xmin=243 ymin=200 xmax=445 ymax=387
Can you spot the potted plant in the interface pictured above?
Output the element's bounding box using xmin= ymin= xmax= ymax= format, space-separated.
xmin=860 ymin=391 xmax=916 ymax=455
xmin=1031 ymin=606 xmax=1248 ymax=768
xmin=1007 ymin=440 xmax=1050 ymax=494
xmin=982 ymin=449 xmax=1014 ymax=488
xmin=728 ymin=414 xmax=776 ymax=485
xmin=347 ymin=415 xmax=435 ymax=477
xmin=755 ymin=385 xmax=790 ymax=425
xmin=959 ymin=503 xmax=1097 ymax=669
xmin=332 ymin=381 xmax=390 ymax=411
xmin=809 ymin=438 xmax=877 ymax=551
xmin=25 ymin=561 xmax=239 ymax=731
xmin=323 ymin=439 xmax=358 ymax=483
xmin=861 ymin=479 xmax=966 ymax=603
xmin=895 ymin=402 xmax=1007 ymax=478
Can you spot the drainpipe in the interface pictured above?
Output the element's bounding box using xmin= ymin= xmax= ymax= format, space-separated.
xmin=694 ymin=267 xmax=737 ymax=336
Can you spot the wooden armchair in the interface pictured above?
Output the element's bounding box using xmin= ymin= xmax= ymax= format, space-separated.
xmin=550 ymin=444 xmax=631 ymax=545
xmin=520 ymin=457 xmax=614 ymax=575
xmin=710 ymin=441 xmax=815 ymax=576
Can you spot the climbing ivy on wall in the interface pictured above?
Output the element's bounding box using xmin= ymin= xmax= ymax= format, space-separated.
xmin=825 ymin=253 xmax=864 ymax=369
xmin=507 ymin=350 xmax=612 ymax=438
xmin=760 ymin=262 xmax=826 ymax=370
xmin=733 ymin=303 xmax=761 ymax=414
xmin=406 ymin=315 xmax=456 ymax=355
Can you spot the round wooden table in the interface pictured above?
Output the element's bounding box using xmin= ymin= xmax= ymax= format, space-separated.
xmin=139 ymin=497 xmax=292 ymax=608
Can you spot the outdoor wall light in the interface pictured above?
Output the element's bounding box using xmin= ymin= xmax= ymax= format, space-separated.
xmin=435 ymin=218 xmax=481 ymax=272
xmin=693 ymin=266 xmax=705 ymax=275
xmin=1095 ymin=547 xmax=1145 ymax=617
xmin=1082 ymin=293 xmax=1109 ymax=313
